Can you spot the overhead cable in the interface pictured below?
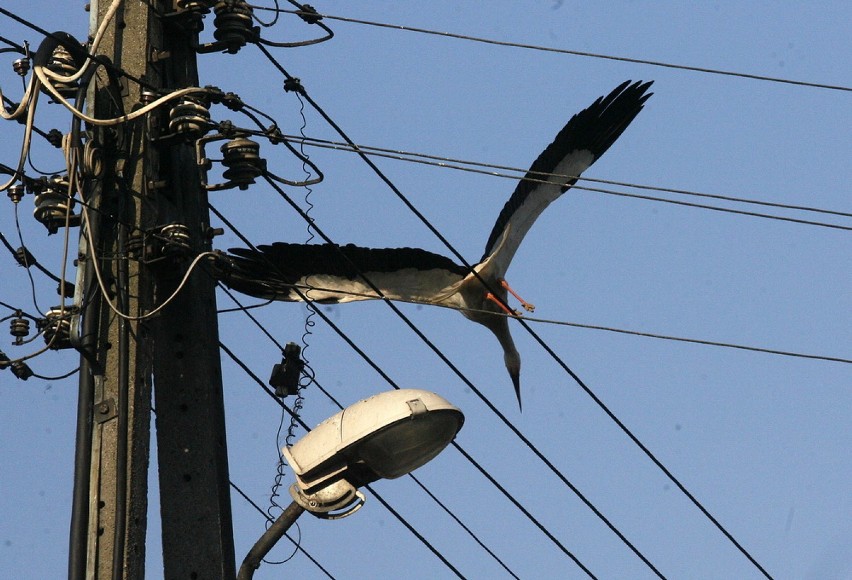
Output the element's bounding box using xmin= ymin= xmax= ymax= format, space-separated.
xmin=252 ymin=5 xmax=852 ymax=93
xmin=214 ymin=207 xmax=609 ymax=574
xmin=251 ymin=47 xmax=771 ymax=578
xmin=281 ymin=134 xmax=852 ymax=221
xmin=218 ymin=341 xmax=467 ymax=578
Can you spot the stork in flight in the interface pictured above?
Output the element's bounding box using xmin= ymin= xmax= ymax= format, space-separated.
xmin=219 ymin=80 xmax=653 ymax=409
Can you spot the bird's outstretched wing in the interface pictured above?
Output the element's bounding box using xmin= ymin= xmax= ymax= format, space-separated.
xmin=220 ymin=242 xmax=469 ymax=304
xmin=480 ymin=80 xmax=653 ymax=276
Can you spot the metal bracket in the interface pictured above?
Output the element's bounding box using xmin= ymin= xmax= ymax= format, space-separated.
xmin=94 ymin=398 xmax=117 ymax=423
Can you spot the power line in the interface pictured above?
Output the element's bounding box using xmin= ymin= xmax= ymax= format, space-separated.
xmin=251 ymin=48 xmax=772 ymax=578
xmin=407 ymin=473 xmax=521 ymax=580
xmin=213 ymin=208 xmax=610 ymax=576
xmin=218 ymin=340 xmax=468 ymax=578
xmin=519 ymin=315 xmax=852 ymax=365
xmin=451 ymin=442 xmax=598 ymax=579
xmin=217 ymin=281 xmax=550 ymax=580
xmin=223 ymin=274 xmax=850 ymax=365
xmin=31 ymin=366 xmax=79 ymax=381
xmin=363 ymin=483 xmax=465 ymax=579
xmin=217 ymin=176 xmax=665 ymax=576
xmin=279 ymin=133 xmax=852 ymax=222
xmin=250 ymin=5 xmax=852 ymax=93
xmin=228 ymin=482 xmax=336 ymax=579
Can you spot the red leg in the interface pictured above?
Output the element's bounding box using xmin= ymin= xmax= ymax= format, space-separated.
xmin=501 ymin=280 xmax=535 ymax=312
xmin=485 ymin=292 xmax=519 ymax=316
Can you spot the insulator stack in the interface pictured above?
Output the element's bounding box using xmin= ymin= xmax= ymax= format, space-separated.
xmin=43 ymin=307 xmax=73 ymax=350
xmin=158 ymin=223 xmax=193 ymax=258
xmin=168 ymin=96 xmax=211 ymax=138
xmin=212 ymin=0 xmax=256 ymax=53
xmin=10 ymin=317 xmax=30 ymax=345
xmin=45 ymin=45 xmax=80 ymax=98
xmin=46 ymin=129 xmax=64 ymax=148
xmin=13 ymin=57 xmax=30 ymax=77
xmin=7 ymin=184 xmax=25 ymax=203
xmin=176 ymin=0 xmax=216 ymax=12
xmin=221 ymin=138 xmax=263 ymax=190
xmin=0 ymin=350 xmax=33 ymax=381
xmin=13 ymin=246 xmax=35 ymax=268
xmin=126 ymin=231 xmax=145 ymax=260
xmin=33 ymin=175 xmax=80 ymax=234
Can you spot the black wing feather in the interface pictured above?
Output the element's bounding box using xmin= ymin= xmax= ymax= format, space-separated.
xmin=481 ymin=80 xmax=653 ymax=261
xmin=220 ymin=242 xmax=467 ymax=301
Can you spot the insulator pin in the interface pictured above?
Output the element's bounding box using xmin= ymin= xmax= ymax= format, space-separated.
xmin=168 ymin=96 xmax=210 ymax=138
xmin=221 ymin=138 xmax=264 ymax=190
xmin=7 ymin=184 xmax=25 ymax=203
xmin=33 ymin=175 xmax=80 ymax=234
xmin=13 ymin=57 xmax=30 ymax=77
xmin=212 ymin=0 xmax=257 ymax=53
xmin=45 ymin=45 xmax=80 ymax=98
xmin=42 ymin=307 xmax=73 ymax=350
xmin=158 ymin=223 xmax=193 ymax=258
xmin=10 ymin=317 xmax=31 ymax=345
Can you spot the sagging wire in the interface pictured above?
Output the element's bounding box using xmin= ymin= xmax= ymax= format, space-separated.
xmin=14 ymin=196 xmax=45 ymax=314
xmin=211 ymin=198 xmax=635 ymax=578
xmin=252 ymin=0 xmax=281 ymax=27
xmin=228 ymin=482 xmax=335 ymax=579
xmin=31 ymin=366 xmax=80 ymax=381
xmin=255 ymin=2 xmax=333 ymax=48
xmin=219 ymin=342 xmax=470 ymax=579
xmin=282 ymin=134 xmax=852 ymax=230
xmin=0 ymin=71 xmax=40 ymax=192
xmin=252 ymin=49 xmax=776 ymax=577
xmin=283 ymin=82 xmax=317 ymax=446
xmin=250 ymin=5 xmax=852 ymax=93
xmin=203 ymin=88 xmax=324 ymax=187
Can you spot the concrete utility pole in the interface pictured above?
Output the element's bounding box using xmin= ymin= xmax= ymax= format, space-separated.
xmin=74 ymin=2 xmax=235 ymax=577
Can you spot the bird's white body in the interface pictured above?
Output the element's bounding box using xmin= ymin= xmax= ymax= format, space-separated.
xmin=221 ymin=81 xmax=653 ymax=408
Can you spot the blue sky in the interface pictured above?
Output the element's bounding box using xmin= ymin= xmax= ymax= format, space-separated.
xmin=1 ymin=2 xmax=850 ymax=578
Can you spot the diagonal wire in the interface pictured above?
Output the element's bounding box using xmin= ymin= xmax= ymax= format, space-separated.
xmin=218 ymin=275 xmax=540 ymax=579
xmin=214 ymin=207 xmax=606 ymax=576
xmin=228 ymin=481 xmax=336 ymax=579
xmin=219 ymin=340 xmax=469 ymax=577
xmin=216 ymin=181 xmax=663 ymax=577
xmin=253 ymin=46 xmax=768 ymax=578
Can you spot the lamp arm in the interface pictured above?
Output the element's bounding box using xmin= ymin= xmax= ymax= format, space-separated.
xmin=237 ymin=500 xmax=306 ymax=580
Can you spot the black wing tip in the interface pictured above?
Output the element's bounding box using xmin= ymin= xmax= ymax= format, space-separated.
xmin=480 ymin=80 xmax=654 ymax=260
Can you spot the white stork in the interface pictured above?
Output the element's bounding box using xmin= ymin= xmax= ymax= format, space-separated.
xmin=220 ymin=80 xmax=653 ymax=409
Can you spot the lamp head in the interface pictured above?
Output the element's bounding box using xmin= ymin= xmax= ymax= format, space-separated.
xmin=283 ymin=389 xmax=464 ymax=518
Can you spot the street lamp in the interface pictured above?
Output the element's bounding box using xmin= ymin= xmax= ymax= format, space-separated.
xmin=238 ymin=389 xmax=465 ymax=579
